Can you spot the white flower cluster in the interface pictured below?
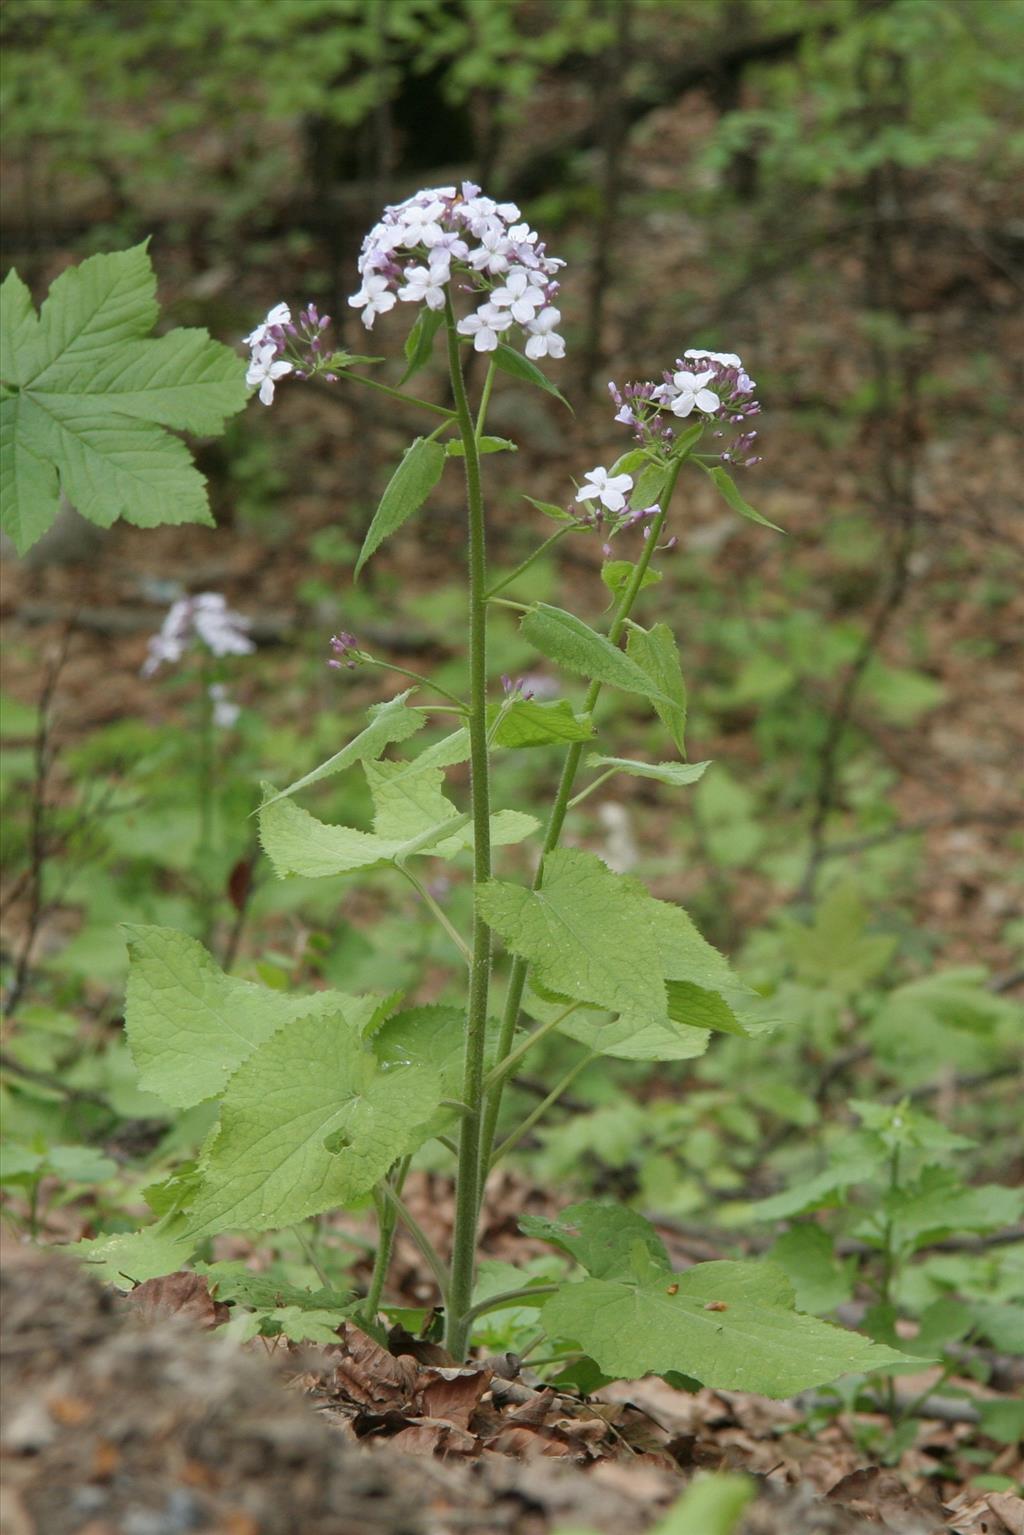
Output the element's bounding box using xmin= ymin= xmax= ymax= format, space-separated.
xmin=244 ymin=304 xmax=294 ymax=405
xmin=651 ymin=349 xmax=753 ymax=419
xmin=349 ymin=183 xmax=566 ymax=359
xmin=143 ymin=593 xmax=255 ymax=677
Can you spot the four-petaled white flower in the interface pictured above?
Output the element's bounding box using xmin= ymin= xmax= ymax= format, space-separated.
xmin=347 ymin=273 xmax=397 ymax=327
xmin=669 ymin=369 xmax=720 ymax=418
xmin=524 ymin=307 xmax=565 ymax=360
xmin=243 ymin=303 xmax=291 ymax=349
xmin=399 ymin=263 xmax=447 ymax=310
xmin=490 ymin=269 xmax=547 ymax=324
xmin=684 ymin=348 xmax=742 ymax=369
xmin=457 ymin=303 xmax=513 ymax=353
xmin=575 ymin=466 xmax=634 ymax=513
xmin=245 ymin=344 xmax=293 ymax=406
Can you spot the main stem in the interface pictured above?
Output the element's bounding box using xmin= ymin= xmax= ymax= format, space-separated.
xmin=444 ymin=295 xmax=493 ymax=1360
xmin=478 ymin=459 xmax=684 ymax=1177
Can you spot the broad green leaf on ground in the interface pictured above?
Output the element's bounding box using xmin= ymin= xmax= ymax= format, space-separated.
xmin=542 ymin=1259 xmax=918 ymax=1396
xmin=76 ymin=1220 xmax=196 ymax=1289
xmin=601 ymin=560 xmax=662 ymax=597
xmin=259 ymin=691 xmax=424 ymax=810
xmin=478 ymin=848 xmax=669 ymax=1028
xmin=492 ymin=342 xmax=571 ymax=409
xmin=0 ymin=1143 xmax=116 ymax=1185
xmin=625 ymin=622 xmax=687 ymax=754
xmin=355 ymin=435 xmax=446 ymax=576
xmin=492 ymin=699 xmax=595 ymax=749
xmin=520 ymin=605 xmax=678 ymax=708
xmin=1 ymin=247 xmax=248 ymax=553
xmin=706 ymin=465 xmax=784 ymax=532
xmin=179 ymin=1013 xmax=441 ymax=1239
xmin=365 ymin=757 xmax=537 ymax=853
xmin=521 ymin=1201 xmax=671 ymax=1281
xmin=586 ymin=754 xmax=710 ymax=788
xmin=122 ymin=923 xmax=382 ymax=1108
xmin=783 ymin=884 xmax=897 ymax=994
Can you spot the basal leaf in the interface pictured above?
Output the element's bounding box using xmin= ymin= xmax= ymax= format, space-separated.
xmin=1 ymin=244 xmax=248 ymax=553
xmin=75 ymin=1220 xmax=196 ymax=1289
xmin=542 ymin=1259 xmax=919 ymax=1396
xmin=493 ymin=699 xmax=595 ymax=749
xmin=355 ymin=435 xmax=446 ymax=576
xmin=587 ymin=755 xmax=710 ymax=788
xmin=122 ymin=923 xmax=382 ymax=1108
xmin=180 ymin=1014 xmax=441 ymax=1239
xmin=625 ymin=622 xmax=687 ymax=754
xmin=521 ymin=605 xmax=677 ymax=707
xmin=259 ymin=690 xmax=425 ymax=810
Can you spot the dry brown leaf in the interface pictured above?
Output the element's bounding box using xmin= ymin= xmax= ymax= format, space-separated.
xmin=126 ymin=1271 xmax=229 ymax=1329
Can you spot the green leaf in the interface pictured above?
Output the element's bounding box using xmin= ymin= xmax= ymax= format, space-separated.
xmin=1 ymin=246 xmax=248 ymax=554
xmin=706 ymin=465 xmax=784 ymax=532
xmin=180 ymin=1013 xmax=442 ymax=1239
xmin=365 ymin=756 xmax=538 ymax=854
xmin=747 ymin=1148 xmax=886 ymax=1221
xmin=542 ymin=1259 xmax=918 ymax=1396
xmin=600 ymin=559 xmax=663 ymax=597
xmin=977 ymin=1399 xmax=1024 ymax=1445
xmin=668 ymin=422 xmax=706 ymax=463
xmin=520 ymin=1201 xmax=671 ymax=1281
xmin=371 ymin=1003 xmax=487 ymax=1146
xmin=400 ymin=306 xmax=444 ymax=383
xmin=629 ymin=462 xmax=669 ymax=509
xmin=885 ymin=1167 xmax=1024 ymax=1252
xmin=492 ymin=342 xmax=571 ymax=410
xmin=478 ymin=848 xmax=669 ymax=1030
xmin=355 ymin=435 xmax=446 ymax=577
xmin=521 ymin=605 xmax=678 ymax=708
xmin=259 ymin=691 xmax=424 ymax=810
xmin=784 ymin=885 xmax=897 ymax=995
xmin=625 ymin=622 xmax=687 ymax=754
xmin=259 ymin=793 xmax=406 ymax=878
xmin=446 ymin=435 xmax=517 ymax=456
xmin=523 ymin=494 xmax=575 ymax=523
xmin=75 ymin=1220 xmax=196 ymax=1289
xmin=767 ymin=1224 xmax=856 ymax=1314
xmin=586 ymin=754 xmax=709 ymax=788
xmin=122 ymin=923 xmax=383 ymax=1109
xmin=194 ymin=1260 xmax=352 ymax=1314
xmin=493 ymin=699 xmax=595 ymax=749
xmin=654 ymin=1474 xmax=755 ymax=1535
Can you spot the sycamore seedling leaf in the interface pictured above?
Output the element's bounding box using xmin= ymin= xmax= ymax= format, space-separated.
xmin=122 ymin=923 xmax=385 ymax=1109
xmin=542 ymin=1258 xmax=921 ymax=1397
xmin=1 ymin=245 xmax=248 ymax=554
xmin=259 ymin=691 xmax=425 ymax=810
xmin=179 ymin=1013 xmax=442 ymax=1240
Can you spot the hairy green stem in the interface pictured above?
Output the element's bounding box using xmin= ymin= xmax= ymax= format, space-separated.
xmin=475 ymin=359 xmax=497 ymax=441
xmin=463 ymin=1283 xmax=560 ymax=1325
xmin=478 ymin=460 xmax=684 ymax=1182
xmin=443 ymin=294 xmax=493 ymax=1360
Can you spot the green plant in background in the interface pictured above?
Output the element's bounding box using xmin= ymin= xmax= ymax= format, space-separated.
xmin=52 ymin=186 xmax=928 ymax=1396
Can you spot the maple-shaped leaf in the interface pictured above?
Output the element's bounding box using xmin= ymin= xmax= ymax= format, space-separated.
xmin=0 ymin=243 xmax=248 ymax=553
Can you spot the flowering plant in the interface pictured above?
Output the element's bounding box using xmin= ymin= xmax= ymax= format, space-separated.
xmin=85 ymin=188 xmax=915 ymax=1395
